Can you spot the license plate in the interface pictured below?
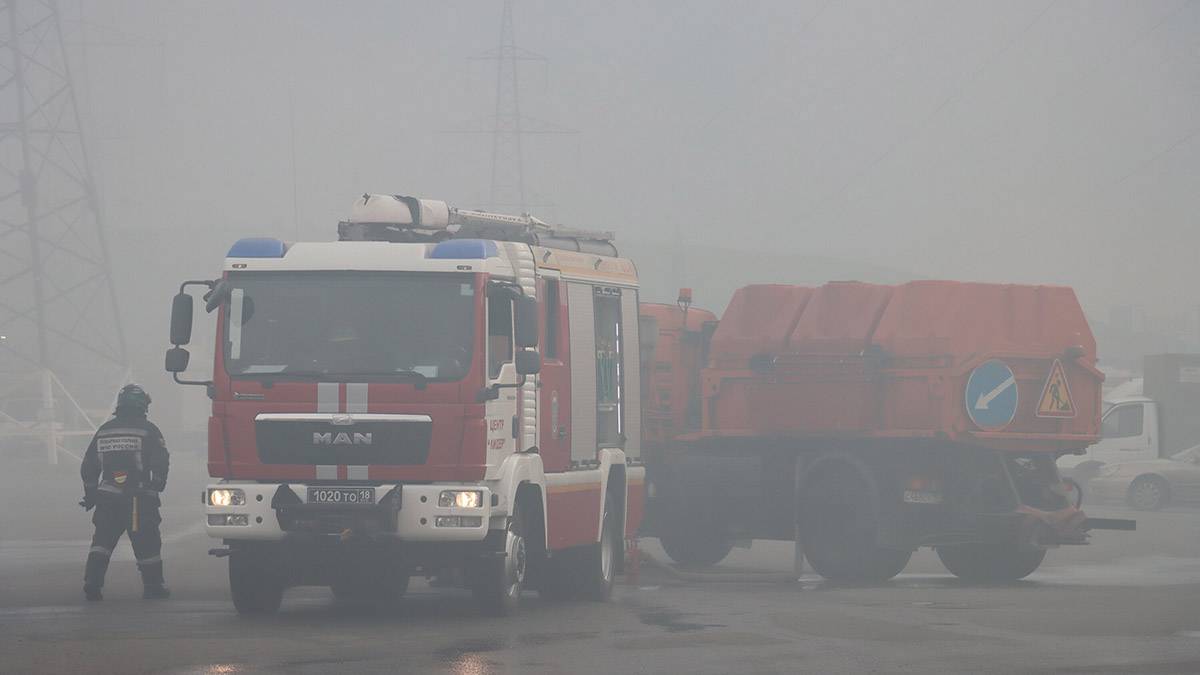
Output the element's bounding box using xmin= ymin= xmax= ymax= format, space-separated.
xmin=307 ymin=487 xmax=375 ymax=505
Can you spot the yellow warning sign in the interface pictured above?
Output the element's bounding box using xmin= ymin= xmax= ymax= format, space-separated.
xmin=1036 ymin=359 xmax=1076 ymax=418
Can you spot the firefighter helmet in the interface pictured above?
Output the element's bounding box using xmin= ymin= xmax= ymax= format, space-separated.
xmin=115 ymin=384 xmax=152 ymax=414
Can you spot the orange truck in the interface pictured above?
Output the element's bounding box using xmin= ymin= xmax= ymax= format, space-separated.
xmin=640 ymin=282 xmax=1133 ymax=582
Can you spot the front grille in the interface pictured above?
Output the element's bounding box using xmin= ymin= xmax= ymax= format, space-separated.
xmin=255 ymin=418 xmax=432 ymax=465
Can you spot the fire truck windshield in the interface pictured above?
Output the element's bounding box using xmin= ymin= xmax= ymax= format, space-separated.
xmin=222 ymin=271 xmax=476 ymax=382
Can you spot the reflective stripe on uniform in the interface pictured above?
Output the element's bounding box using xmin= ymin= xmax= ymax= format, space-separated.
xmin=99 ymin=427 xmax=149 ymax=437
xmin=98 ymin=484 xmax=123 ymax=494
xmin=136 ymin=555 xmax=162 ymax=565
xmin=90 ymin=546 xmax=112 ymax=557
xmin=97 ymin=425 xmax=148 ymax=437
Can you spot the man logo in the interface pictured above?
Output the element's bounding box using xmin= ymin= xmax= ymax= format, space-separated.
xmin=312 ymin=432 xmax=373 ymax=446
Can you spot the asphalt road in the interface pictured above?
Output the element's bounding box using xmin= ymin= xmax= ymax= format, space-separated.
xmin=3 ymin=455 xmax=1200 ymax=674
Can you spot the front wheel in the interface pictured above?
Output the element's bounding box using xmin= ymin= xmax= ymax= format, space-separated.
xmin=1127 ymin=475 xmax=1169 ymax=511
xmin=229 ymin=549 xmax=284 ymax=615
xmin=471 ymin=501 xmax=528 ymax=616
xmin=937 ymin=543 xmax=1046 ymax=583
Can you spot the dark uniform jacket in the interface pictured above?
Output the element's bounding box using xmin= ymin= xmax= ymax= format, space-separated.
xmin=81 ymin=414 xmax=170 ymax=506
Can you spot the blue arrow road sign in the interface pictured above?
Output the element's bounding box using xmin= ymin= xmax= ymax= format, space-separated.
xmin=965 ymin=359 xmax=1018 ymax=430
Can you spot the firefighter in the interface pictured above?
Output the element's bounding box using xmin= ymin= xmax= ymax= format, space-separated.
xmin=79 ymin=384 xmax=171 ymax=601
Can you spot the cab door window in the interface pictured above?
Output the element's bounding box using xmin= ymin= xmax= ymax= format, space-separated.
xmin=487 ymin=288 xmax=514 ymax=379
xmin=1101 ymin=404 xmax=1144 ymax=439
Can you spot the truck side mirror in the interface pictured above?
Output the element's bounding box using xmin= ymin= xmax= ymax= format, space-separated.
xmin=514 ymin=294 xmax=539 ymax=349
xmin=170 ymin=293 xmax=194 ymax=345
xmin=165 ymin=347 xmax=190 ymax=373
xmin=204 ymin=280 xmax=231 ymax=313
xmin=515 ymin=348 xmax=541 ymax=376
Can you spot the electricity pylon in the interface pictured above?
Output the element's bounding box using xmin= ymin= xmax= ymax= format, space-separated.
xmin=447 ymin=0 xmax=575 ymax=212
xmin=0 ymin=0 xmax=127 ymax=463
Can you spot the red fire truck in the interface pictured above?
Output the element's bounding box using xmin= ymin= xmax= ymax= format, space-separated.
xmin=166 ymin=194 xmax=644 ymax=614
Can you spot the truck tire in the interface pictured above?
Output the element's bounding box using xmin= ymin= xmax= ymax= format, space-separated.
xmin=472 ymin=499 xmax=528 ymax=616
xmin=537 ymin=493 xmax=621 ymax=601
xmin=1127 ymin=475 xmax=1169 ymax=511
xmin=801 ymin=461 xmax=911 ymax=583
xmin=579 ymin=495 xmax=620 ymax=601
xmin=658 ymin=524 xmax=734 ymax=569
xmin=936 ymin=543 xmax=1046 ymax=583
xmin=229 ymin=549 xmax=284 ymax=615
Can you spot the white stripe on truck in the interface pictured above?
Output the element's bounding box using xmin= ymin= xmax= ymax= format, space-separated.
xmin=317 ymin=382 xmax=339 ymax=413
xmin=346 ymin=383 xmax=368 ymax=413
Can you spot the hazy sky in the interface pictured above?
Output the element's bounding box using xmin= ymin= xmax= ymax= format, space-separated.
xmin=76 ymin=0 xmax=1199 ymax=319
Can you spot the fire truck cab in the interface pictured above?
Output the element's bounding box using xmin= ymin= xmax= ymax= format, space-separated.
xmin=166 ymin=194 xmax=644 ymax=614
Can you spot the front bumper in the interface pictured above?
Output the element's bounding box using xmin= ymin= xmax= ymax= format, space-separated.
xmin=204 ymin=482 xmax=498 ymax=542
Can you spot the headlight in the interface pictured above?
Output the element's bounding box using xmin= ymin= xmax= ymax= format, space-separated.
xmin=208 ymin=488 xmax=245 ymax=507
xmin=439 ymin=490 xmax=483 ymax=508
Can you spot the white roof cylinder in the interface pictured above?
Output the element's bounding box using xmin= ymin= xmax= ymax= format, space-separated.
xmin=349 ymin=194 xmax=450 ymax=229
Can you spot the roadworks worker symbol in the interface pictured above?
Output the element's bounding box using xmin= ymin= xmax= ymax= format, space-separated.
xmin=1036 ymin=359 xmax=1076 ymax=418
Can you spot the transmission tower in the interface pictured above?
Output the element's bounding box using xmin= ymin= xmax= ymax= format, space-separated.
xmin=448 ymin=0 xmax=574 ymax=212
xmin=0 ymin=0 xmax=127 ymax=463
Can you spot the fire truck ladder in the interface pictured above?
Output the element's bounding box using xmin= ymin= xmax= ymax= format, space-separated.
xmin=340 ymin=196 xmax=618 ymax=256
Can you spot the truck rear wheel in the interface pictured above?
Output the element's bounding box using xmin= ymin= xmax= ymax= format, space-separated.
xmin=801 ymin=462 xmax=911 ymax=582
xmin=936 ymin=543 xmax=1046 ymax=583
xmin=580 ymin=496 xmax=620 ymax=601
xmin=537 ymin=495 xmax=621 ymax=601
xmin=229 ymin=549 xmax=284 ymax=615
xmin=471 ymin=500 xmax=528 ymax=616
xmin=658 ymin=523 xmax=734 ymax=569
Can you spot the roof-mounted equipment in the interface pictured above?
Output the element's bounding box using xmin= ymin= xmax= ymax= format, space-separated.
xmin=338 ymin=193 xmax=618 ymax=256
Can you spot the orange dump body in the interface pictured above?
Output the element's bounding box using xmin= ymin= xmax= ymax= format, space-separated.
xmin=700 ymin=281 xmax=1103 ymax=453
xmin=640 ymin=303 xmax=718 ymax=446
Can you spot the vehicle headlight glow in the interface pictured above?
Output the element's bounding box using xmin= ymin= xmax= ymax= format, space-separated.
xmin=208 ymin=488 xmax=245 ymax=507
xmin=439 ymin=490 xmax=483 ymax=508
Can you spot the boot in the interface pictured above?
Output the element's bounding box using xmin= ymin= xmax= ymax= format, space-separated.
xmin=139 ymin=560 xmax=171 ymax=599
xmin=142 ymin=584 xmax=171 ymax=600
xmin=84 ymin=552 xmax=109 ymax=601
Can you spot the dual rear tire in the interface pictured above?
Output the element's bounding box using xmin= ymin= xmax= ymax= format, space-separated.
xmin=538 ymin=496 xmax=620 ymax=602
xmin=801 ymin=462 xmax=911 ymax=583
xmin=658 ymin=524 xmax=735 ymax=569
xmin=936 ymin=543 xmax=1046 ymax=583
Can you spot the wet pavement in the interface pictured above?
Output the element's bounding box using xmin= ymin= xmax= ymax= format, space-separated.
xmin=3 ymin=458 xmax=1200 ymax=674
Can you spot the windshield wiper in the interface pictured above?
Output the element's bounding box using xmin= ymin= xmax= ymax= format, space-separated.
xmin=336 ymin=369 xmax=429 ymax=389
xmin=233 ymin=369 xmax=431 ymax=389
